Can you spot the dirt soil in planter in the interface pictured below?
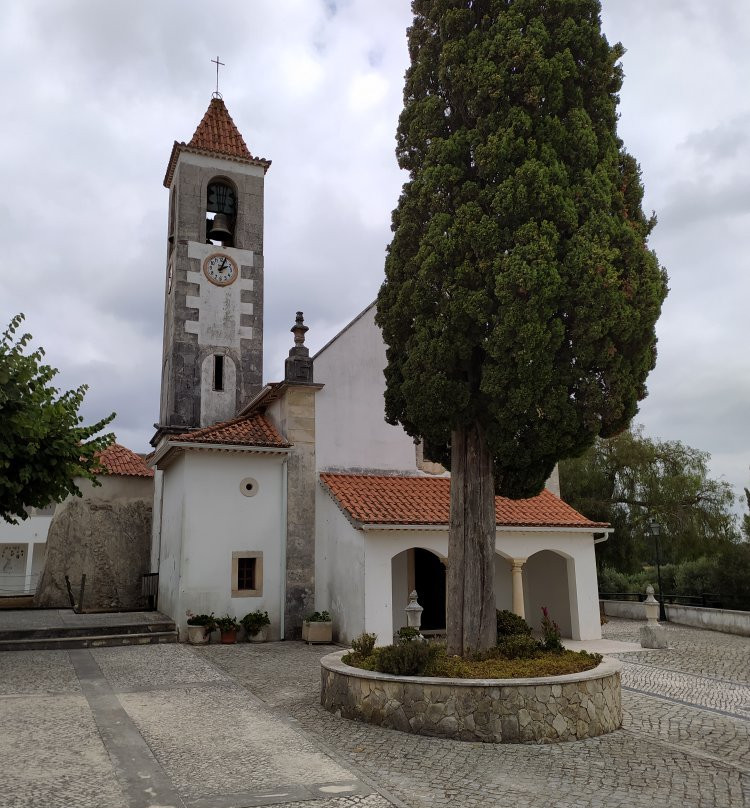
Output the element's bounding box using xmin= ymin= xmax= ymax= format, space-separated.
xmin=343 ymin=647 xmax=603 ymax=679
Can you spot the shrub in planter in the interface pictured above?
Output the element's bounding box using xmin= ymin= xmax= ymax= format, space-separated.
xmin=241 ymin=610 xmax=270 ymax=642
xmin=185 ymin=612 xmax=216 ymax=645
xmin=496 ymin=609 xmax=532 ymax=639
xmin=215 ymin=614 xmax=240 ymax=644
xmin=541 ymin=607 xmax=564 ymax=652
xmin=351 ymin=632 xmax=377 ymax=656
xmin=396 ymin=626 xmax=421 ymax=643
xmin=303 ymin=610 xmax=332 ymax=643
xmin=374 ymin=641 xmax=441 ymax=676
xmin=495 ymin=634 xmax=542 ymax=660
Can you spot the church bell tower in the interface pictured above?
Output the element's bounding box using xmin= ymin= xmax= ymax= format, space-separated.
xmin=153 ymin=96 xmax=271 ymax=444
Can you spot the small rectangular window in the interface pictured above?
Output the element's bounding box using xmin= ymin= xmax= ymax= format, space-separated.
xmin=213 ymin=355 xmax=224 ymax=391
xmin=237 ymin=558 xmax=255 ymax=590
xmin=231 ymin=551 xmax=263 ymax=597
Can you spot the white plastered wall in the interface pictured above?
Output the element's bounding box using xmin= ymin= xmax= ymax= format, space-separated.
xmin=158 ymin=449 xmax=286 ymax=637
xmin=315 ymin=486 xmax=365 ymax=644
xmin=313 ymin=304 xmax=418 ymax=472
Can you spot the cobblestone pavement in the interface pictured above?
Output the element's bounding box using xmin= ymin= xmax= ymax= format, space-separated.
xmin=0 ymin=618 xmax=748 ymax=807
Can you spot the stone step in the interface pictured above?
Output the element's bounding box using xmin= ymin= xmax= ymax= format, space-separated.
xmin=0 ymin=621 xmax=176 ymax=642
xmin=0 ymin=631 xmax=178 ymax=651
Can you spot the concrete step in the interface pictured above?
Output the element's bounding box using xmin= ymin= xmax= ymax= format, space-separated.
xmin=0 ymin=621 xmax=176 ymax=642
xmin=0 ymin=631 xmax=178 ymax=651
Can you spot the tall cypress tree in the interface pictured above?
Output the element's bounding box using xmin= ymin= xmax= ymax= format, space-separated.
xmin=376 ymin=0 xmax=668 ymax=655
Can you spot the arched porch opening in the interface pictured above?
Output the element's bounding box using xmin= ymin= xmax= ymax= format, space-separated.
xmin=523 ymin=550 xmax=574 ymax=638
xmin=391 ymin=548 xmax=446 ymax=635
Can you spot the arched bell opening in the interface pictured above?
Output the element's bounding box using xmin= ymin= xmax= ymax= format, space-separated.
xmin=391 ymin=547 xmax=446 ymax=636
xmin=206 ymin=178 xmax=237 ymax=247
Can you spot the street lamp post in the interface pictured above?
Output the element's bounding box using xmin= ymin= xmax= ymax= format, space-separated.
xmin=648 ymin=518 xmax=667 ymax=622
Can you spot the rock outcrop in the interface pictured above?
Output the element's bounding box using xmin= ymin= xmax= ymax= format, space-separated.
xmin=34 ymin=496 xmax=152 ymax=611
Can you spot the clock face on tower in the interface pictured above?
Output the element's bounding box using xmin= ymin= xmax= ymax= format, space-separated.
xmin=203 ymin=253 xmax=239 ymax=286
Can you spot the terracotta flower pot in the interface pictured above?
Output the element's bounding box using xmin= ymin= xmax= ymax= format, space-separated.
xmin=220 ymin=627 xmax=238 ymax=644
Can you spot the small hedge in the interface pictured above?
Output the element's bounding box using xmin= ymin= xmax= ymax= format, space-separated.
xmin=496 ymin=609 xmax=532 ymax=638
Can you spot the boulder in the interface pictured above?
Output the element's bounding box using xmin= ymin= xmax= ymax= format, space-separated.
xmin=34 ymin=497 xmax=151 ymax=611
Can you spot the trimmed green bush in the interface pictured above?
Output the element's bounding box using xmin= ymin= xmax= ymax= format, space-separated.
xmin=496 ymin=610 xmax=532 ymax=639
xmin=351 ymin=632 xmax=377 ymax=656
xmin=495 ymin=634 xmax=541 ymax=660
xmin=374 ymin=642 xmax=441 ymax=676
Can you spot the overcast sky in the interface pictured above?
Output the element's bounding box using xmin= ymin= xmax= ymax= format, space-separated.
xmin=1 ymin=1 xmax=748 ymax=510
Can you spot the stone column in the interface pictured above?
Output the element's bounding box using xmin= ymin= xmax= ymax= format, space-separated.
xmin=511 ymin=558 xmax=527 ymax=618
xmin=278 ymin=313 xmax=323 ymax=638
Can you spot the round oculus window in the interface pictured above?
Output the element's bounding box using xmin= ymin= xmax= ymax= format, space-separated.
xmin=240 ymin=477 xmax=259 ymax=497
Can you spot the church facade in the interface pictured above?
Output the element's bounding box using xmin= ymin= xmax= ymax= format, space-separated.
xmin=148 ymin=97 xmax=609 ymax=644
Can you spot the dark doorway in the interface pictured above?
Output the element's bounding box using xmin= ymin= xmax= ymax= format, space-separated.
xmin=414 ymin=549 xmax=446 ymax=630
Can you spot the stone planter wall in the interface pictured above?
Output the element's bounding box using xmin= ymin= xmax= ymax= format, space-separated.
xmin=321 ymin=651 xmax=621 ymax=743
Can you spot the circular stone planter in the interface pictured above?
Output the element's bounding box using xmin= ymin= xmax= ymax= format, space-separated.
xmin=320 ymin=651 xmax=622 ymax=743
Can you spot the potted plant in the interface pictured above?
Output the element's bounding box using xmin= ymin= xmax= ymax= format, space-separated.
xmin=185 ymin=612 xmax=216 ymax=645
xmin=215 ymin=614 xmax=240 ymax=644
xmin=241 ymin=609 xmax=270 ymax=642
xmin=303 ymin=610 xmax=332 ymax=644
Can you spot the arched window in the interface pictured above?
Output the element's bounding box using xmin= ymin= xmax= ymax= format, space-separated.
xmin=206 ymin=179 xmax=237 ymax=247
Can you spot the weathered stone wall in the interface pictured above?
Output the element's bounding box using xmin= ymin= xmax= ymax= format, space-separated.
xmin=34 ymin=492 xmax=152 ymax=611
xmin=321 ymin=651 xmax=621 ymax=743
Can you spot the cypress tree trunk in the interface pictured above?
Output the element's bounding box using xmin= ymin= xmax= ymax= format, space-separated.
xmin=446 ymin=422 xmax=497 ymax=656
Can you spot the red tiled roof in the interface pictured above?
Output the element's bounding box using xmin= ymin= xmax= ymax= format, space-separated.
xmin=320 ymin=474 xmax=608 ymax=529
xmin=173 ymin=413 xmax=289 ymax=448
xmin=96 ymin=443 xmax=154 ymax=478
xmin=188 ymin=97 xmax=253 ymax=159
xmin=163 ymin=97 xmax=271 ymax=187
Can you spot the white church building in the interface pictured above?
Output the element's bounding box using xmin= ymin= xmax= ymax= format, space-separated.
xmin=147 ymin=96 xmax=610 ymax=644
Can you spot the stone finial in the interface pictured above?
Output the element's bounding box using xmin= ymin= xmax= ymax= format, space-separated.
xmin=405 ymin=590 xmax=424 ymax=630
xmin=284 ymin=311 xmax=314 ymax=383
xmin=291 ymin=311 xmax=309 ymax=348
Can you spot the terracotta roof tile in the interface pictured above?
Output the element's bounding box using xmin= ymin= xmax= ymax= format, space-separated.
xmin=320 ymin=474 xmax=608 ymax=529
xmin=173 ymin=413 xmax=289 ymax=448
xmin=96 ymin=444 xmax=154 ymax=478
xmin=188 ymin=97 xmax=253 ymax=159
xmin=163 ymin=97 xmax=271 ymax=187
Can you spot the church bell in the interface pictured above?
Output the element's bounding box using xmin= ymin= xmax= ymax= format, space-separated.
xmin=208 ymin=213 xmax=233 ymax=243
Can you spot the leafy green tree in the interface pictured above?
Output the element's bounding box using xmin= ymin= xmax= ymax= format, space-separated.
xmin=0 ymin=314 xmax=115 ymax=523
xmin=376 ymin=0 xmax=667 ymax=654
xmin=742 ymin=484 xmax=750 ymax=541
xmin=560 ymin=426 xmax=738 ymax=572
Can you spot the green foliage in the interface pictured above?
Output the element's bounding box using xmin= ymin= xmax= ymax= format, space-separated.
xmin=373 ymin=641 xmax=442 ymax=676
xmin=215 ymin=614 xmax=240 ymax=632
xmin=743 ymin=485 xmax=750 ymax=541
xmin=376 ymin=2 xmax=667 ymax=499
xmin=344 ymin=644 xmax=602 ymax=679
xmin=598 ymin=545 xmax=750 ymax=610
xmin=496 ymin=609 xmax=532 ymax=638
xmin=306 ymin=610 xmax=331 ymax=623
xmin=495 ymin=634 xmax=541 ymax=659
xmin=396 ymin=626 xmax=421 ymax=642
xmin=186 ymin=612 xmax=216 ymax=628
xmin=351 ymin=632 xmax=377 ymax=656
xmin=0 ymin=314 xmax=115 ymax=523
xmin=541 ymin=607 xmax=564 ymax=652
xmin=560 ymin=426 xmax=739 ymax=571
xmin=240 ymin=610 xmax=270 ymax=636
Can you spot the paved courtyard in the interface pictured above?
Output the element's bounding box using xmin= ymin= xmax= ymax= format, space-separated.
xmin=0 ymin=618 xmax=748 ymax=807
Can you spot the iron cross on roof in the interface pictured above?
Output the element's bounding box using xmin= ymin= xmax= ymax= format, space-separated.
xmin=211 ymin=56 xmax=225 ymax=99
